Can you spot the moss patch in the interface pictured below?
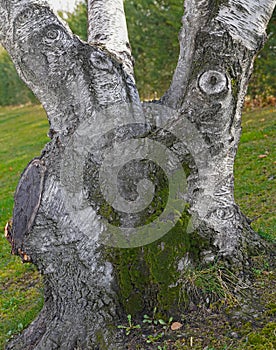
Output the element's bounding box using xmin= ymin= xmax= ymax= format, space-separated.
xmin=106 ymin=208 xmax=214 ymax=319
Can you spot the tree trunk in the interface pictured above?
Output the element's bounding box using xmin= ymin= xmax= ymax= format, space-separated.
xmin=1 ymin=0 xmax=275 ymax=349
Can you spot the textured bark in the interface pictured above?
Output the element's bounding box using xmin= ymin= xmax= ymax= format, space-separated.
xmin=160 ymin=0 xmax=276 ymax=262
xmin=1 ymin=0 xmax=275 ymax=349
xmin=87 ymin=0 xmax=134 ymax=78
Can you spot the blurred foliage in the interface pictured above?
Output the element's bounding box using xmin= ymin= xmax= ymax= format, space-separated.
xmin=59 ymin=1 xmax=88 ymax=41
xmin=0 ymin=49 xmax=37 ymax=106
xmin=124 ymin=0 xmax=182 ymax=99
xmin=0 ymin=1 xmax=275 ymax=104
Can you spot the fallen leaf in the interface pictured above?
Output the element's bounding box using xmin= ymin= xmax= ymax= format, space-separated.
xmin=171 ymin=322 xmax=183 ymax=331
xmin=263 ymin=271 xmax=272 ymax=276
xmin=258 ymin=154 xmax=267 ymax=159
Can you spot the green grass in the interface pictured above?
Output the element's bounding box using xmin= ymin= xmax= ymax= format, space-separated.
xmin=0 ymin=105 xmax=48 ymax=348
xmin=234 ymin=107 xmax=276 ymax=240
xmin=0 ymin=105 xmax=275 ymax=349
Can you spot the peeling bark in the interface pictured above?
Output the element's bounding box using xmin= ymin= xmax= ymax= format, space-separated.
xmin=1 ymin=0 xmax=275 ymax=349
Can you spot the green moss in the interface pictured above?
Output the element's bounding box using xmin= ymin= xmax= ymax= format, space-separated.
xmin=243 ymin=322 xmax=276 ymax=349
xmin=105 ymin=206 xmax=213 ymax=318
xmin=100 ymin=153 xmax=204 ymax=318
xmin=98 ymin=202 xmax=121 ymax=227
xmin=231 ymin=78 xmax=239 ymax=100
xmin=265 ymin=303 xmax=276 ymax=316
xmin=95 ymin=330 xmax=109 ymax=350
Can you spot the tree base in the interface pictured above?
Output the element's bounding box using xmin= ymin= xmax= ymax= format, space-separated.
xmin=6 ymin=213 xmax=273 ymax=350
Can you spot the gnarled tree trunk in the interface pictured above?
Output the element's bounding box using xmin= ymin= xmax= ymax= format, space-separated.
xmin=1 ymin=0 xmax=275 ymax=349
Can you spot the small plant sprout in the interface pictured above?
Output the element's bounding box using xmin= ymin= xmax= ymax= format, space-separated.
xmin=143 ymin=307 xmax=173 ymax=330
xmin=117 ymin=314 xmax=141 ymax=336
xmin=142 ymin=307 xmax=174 ymax=344
xmin=146 ymin=331 xmax=164 ymax=344
xmin=157 ymin=346 xmax=167 ymax=350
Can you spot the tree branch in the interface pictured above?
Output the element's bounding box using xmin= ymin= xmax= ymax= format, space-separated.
xmin=0 ymin=0 xmax=140 ymax=135
xmin=0 ymin=1 xmax=80 ymax=129
xmin=162 ymin=0 xmax=276 ymax=108
xmin=157 ymin=0 xmax=275 ymax=256
xmin=217 ymin=0 xmax=276 ymax=51
xmin=0 ymin=1 xmax=74 ymax=86
xmin=87 ymin=0 xmax=134 ymax=78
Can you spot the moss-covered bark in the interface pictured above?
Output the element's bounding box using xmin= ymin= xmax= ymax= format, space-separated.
xmin=107 ymin=209 xmax=213 ymax=318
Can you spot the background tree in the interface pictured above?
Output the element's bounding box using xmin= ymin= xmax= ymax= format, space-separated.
xmin=1 ymin=0 xmax=275 ymax=349
xmin=0 ymin=47 xmax=36 ymax=106
xmin=65 ymin=0 xmax=276 ymax=101
xmin=1 ymin=2 xmax=275 ymax=104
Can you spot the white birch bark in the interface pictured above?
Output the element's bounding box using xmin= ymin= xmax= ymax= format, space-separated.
xmin=1 ymin=0 xmax=275 ymax=349
xmin=159 ymin=0 xmax=275 ymax=260
xmin=87 ymin=0 xmax=134 ymax=78
xmin=162 ymin=0 xmax=276 ymax=108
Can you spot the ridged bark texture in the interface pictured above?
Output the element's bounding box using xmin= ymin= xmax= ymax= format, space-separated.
xmin=1 ymin=0 xmax=275 ymax=349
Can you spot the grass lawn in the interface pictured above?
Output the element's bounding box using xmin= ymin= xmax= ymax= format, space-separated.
xmin=0 ymin=104 xmax=275 ymax=349
xmin=234 ymin=107 xmax=276 ymax=241
xmin=0 ymin=105 xmax=48 ymax=348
